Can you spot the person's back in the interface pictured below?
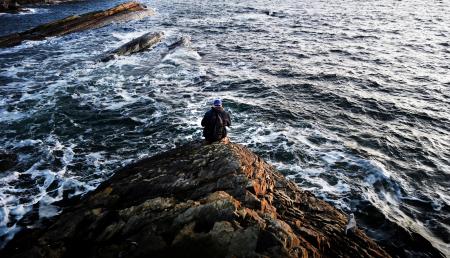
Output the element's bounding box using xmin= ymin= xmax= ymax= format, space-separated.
xmin=201 ymin=99 xmax=231 ymax=143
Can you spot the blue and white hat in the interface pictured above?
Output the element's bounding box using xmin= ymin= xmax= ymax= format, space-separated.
xmin=213 ymin=98 xmax=222 ymax=107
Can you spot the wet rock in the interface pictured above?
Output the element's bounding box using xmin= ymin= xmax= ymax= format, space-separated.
xmin=166 ymin=35 xmax=191 ymax=50
xmin=158 ymin=35 xmax=192 ymax=60
xmin=262 ymin=10 xmax=286 ymax=18
xmin=0 ymin=152 xmax=17 ymax=172
xmin=0 ymin=1 xmax=155 ymax=48
xmin=101 ymin=31 xmax=165 ymax=62
xmin=0 ymin=141 xmax=391 ymax=257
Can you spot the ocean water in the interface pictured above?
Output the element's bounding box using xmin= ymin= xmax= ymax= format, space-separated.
xmin=0 ymin=0 xmax=449 ymax=256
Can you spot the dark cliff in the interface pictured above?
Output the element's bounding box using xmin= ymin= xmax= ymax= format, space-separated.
xmin=1 ymin=141 xmax=390 ymax=258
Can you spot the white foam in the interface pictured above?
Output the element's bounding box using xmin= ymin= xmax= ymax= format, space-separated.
xmin=15 ymin=139 xmax=43 ymax=148
xmin=0 ymin=132 xmax=96 ymax=243
xmin=18 ymin=8 xmax=47 ymax=15
xmin=0 ymin=171 xmax=19 ymax=183
xmin=0 ymin=8 xmax=43 ymax=17
xmin=38 ymin=193 xmax=61 ymax=219
xmin=0 ymin=109 xmax=26 ymax=122
xmin=9 ymin=204 xmax=31 ymax=218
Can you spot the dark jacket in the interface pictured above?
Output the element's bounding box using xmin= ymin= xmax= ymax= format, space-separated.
xmin=201 ymin=107 xmax=231 ymax=142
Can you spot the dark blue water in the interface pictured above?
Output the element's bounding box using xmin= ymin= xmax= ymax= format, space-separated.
xmin=0 ymin=0 xmax=449 ymax=256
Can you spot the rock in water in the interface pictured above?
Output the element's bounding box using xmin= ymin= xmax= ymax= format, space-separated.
xmin=100 ymin=31 xmax=165 ymax=62
xmin=0 ymin=1 xmax=155 ymax=48
xmin=0 ymin=141 xmax=391 ymax=258
xmin=167 ymin=35 xmax=191 ymax=50
xmin=159 ymin=35 xmax=192 ymax=60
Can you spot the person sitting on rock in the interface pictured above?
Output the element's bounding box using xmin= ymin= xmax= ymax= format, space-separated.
xmin=201 ymin=98 xmax=231 ymax=144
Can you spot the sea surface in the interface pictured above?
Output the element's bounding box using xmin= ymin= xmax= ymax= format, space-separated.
xmin=0 ymin=0 xmax=449 ymax=256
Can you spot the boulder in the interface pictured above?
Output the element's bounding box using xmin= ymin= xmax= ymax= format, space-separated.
xmin=0 ymin=1 xmax=155 ymax=48
xmin=101 ymin=31 xmax=164 ymax=62
xmin=0 ymin=141 xmax=391 ymax=257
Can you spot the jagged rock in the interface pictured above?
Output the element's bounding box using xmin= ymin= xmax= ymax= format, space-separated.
xmin=0 ymin=1 xmax=155 ymax=48
xmin=0 ymin=152 xmax=17 ymax=172
xmin=101 ymin=31 xmax=165 ymax=62
xmin=0 ymin=141 xmax=391 ymax=257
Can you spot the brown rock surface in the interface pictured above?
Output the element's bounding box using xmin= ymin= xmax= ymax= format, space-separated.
xmin=0 ymin=1 xmax=155 ymax=48
xmin=0 ymin=141 xmax=391 ymax=258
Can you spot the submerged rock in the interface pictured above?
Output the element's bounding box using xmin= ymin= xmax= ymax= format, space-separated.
xmin=0 ymin=141 xmax=390 ymax=257
xmin=101 ymin=31 xmax=165 ymax=62
xmin=0 ymin=1 xmax=155 ymax=48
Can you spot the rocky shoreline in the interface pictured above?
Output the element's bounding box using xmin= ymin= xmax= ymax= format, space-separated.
xmin=0 ymin=141 xmax=391 ymax=257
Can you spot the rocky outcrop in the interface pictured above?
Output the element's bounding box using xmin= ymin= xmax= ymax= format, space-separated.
xmin=0 ymin=141 xmax=391 ymax=257
xmin=100 ymin=33 xmax=192 ymax=62
xmin=0 ymin=1 xmax=155 ymax=48
xmin=101 ymin=31 xmax=165 ymax=62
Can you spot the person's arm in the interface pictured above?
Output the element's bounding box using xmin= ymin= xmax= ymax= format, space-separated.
xmin=226 ymin=112 xmax=231 ymax=126
xmin=201 ymin=112 xmax=210 ymax=127
xmin=201 ymin=115 xmax=206 ymax=127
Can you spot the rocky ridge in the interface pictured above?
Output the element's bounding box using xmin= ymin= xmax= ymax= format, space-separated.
xmin=1 ymin=141 xmax=390 ymax=257
xmin=0 ymin=1 xmax=154 ymax=48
